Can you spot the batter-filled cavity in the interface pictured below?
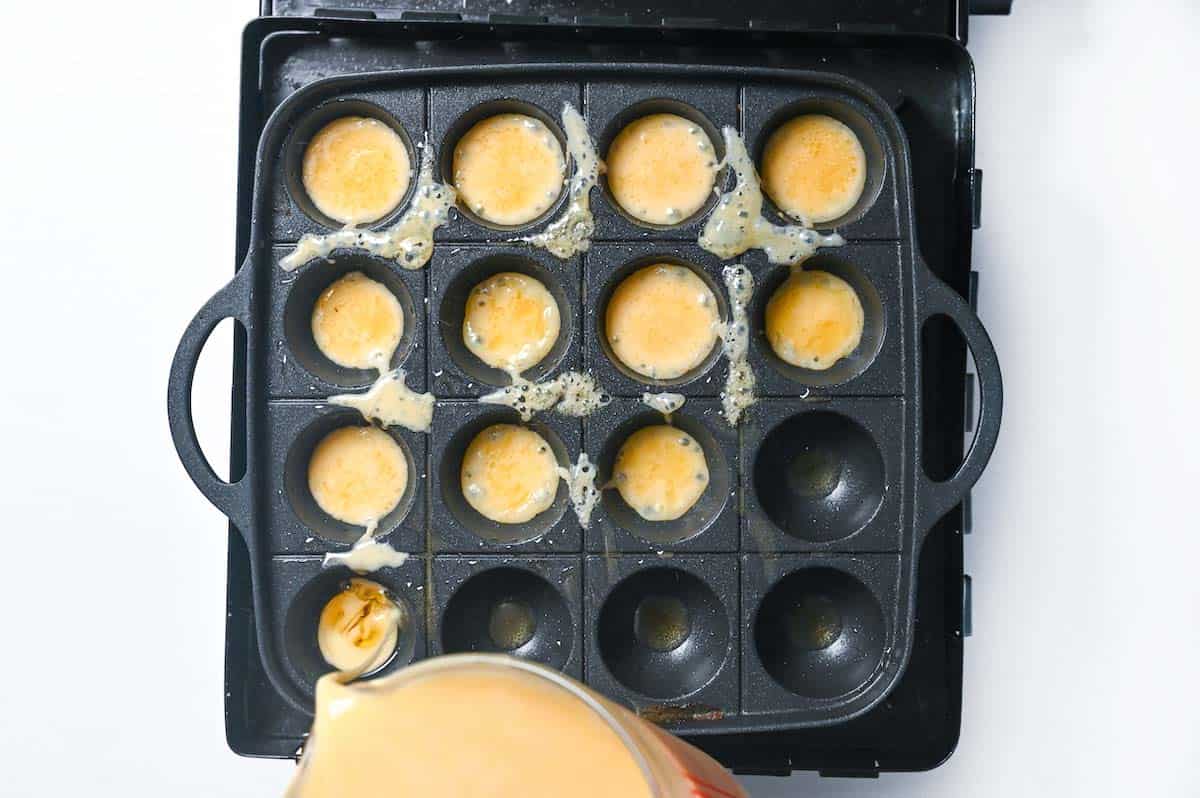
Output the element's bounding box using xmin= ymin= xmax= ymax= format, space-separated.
xmin=302 ymin=117 xmax=412 ymax=226
xmin=453 ymin=113 xmax=565 ymax=227
xmin=463 ymin=272 xmax=561 ymax=376
xmin=605 ymin=264 xmax=720 ymax=381
xmin=761 ymin=115 xmax=867 ymax=225
xmin=605 ymin=113 xmax=718 ymax=226
xmin=461 ymin=424 xmax=560 ymax=524
xmin=613 ymin=425 xmax=710 ymax=522
xmin=308 ymin=426 xmax=409 ymax=527
xmin=317 ymin=578 xmax=402 ymax=674
xmin=311 ymin=272 xmax=404 ymax=372
xmin=765 ymin=269 xmax=864 ymax=370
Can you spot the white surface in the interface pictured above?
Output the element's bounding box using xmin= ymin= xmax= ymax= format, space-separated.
xmin=0 ymin=1 xmax=1196 ymax=795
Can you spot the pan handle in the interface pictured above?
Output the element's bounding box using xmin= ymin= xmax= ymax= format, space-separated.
xmin=915 ymin=267 xmax=1003 ymax=533
xmin=167 ymin=262 xmax=256 ymax=533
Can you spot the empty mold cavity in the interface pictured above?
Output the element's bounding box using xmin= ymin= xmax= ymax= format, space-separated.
xmin=597 ymin=98 xmax=725 ymax=230
xmin=596 ymin=255 xmax=728 ymax=388
xmin=752 ymin=99 xmax=886 ymax=230
xmin=283 ymin=566 xmax=417 ymax=688
xmin=597 ymin=567 xmax=729 ymax=700
xmin=284 ymin=410 xmax=418 ymax=544
xmin=283 ymin=252 xmax=418 ymax=388
xmin=753 ymin=567 xmax=886 ymax=698
xmin=438 ymin=99 xmax=569 ymax=232
xmin=283 ymin=99 xmax=417 ymax=230
xmin=753 ymin=411 xmax=885 ymax=543
xmin=441 ymin=566 xmax=573 ymax=670
xmin=437 ymin=411 xmax=571 ymax=545
xmin=596 ymin=409 xmax=731 ymax=546
xmin=437 ymin=253 xmax=573 ymax=386
xmin=754 ymin=254 xmax=885 ymax=388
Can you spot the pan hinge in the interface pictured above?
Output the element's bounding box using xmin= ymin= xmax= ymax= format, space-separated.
xmin=818 ymin=768 xmax=881 ymax=778
xmin=962 ymin=574 xmax=974 ymax=636
xmin=969 ymin=168 xmax=983 ymax=228
xmin=488 ymin=13 xmax=550 ymax=25
xmin=312 ymin=7 xmax=375 ymax=19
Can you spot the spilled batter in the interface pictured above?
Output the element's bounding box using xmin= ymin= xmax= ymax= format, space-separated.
xmin=330 ymin=369 xmax=434 ymax=433
xmin=699 ymin=127 xmax=844 ymax=265
xmin=281 ymin=134 xmax=455 ymax=272
xmin=479 ymin=370 xmax=609 ymax=422
xmin=605 ymin=113 xmax=718 ymax=225
xmin=523 ymin=104 xmax=600 ymax=258
xmin=718 ymin=264 xmax=756 ymax=426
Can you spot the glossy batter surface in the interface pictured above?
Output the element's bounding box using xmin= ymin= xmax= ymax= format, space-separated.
xmin=311 ymin=271 xmax=404 ymax=371
xmin=308 ymin=426 xmax=409 ymax=526
xmin=761 ymin=115 xmax=867 ymax=224
xmin=317 ymin=578 xmax=400 ymax=674
xmin=765 ymin=270 xmax=865 ymax=370
xmin=289 ymin=665 xmax=653 ymax=798
xmin=453 ymin=113 xmax=565 ymax=226
xmin=605 ymin=264 xmax=720 ymax=381
xmin=461 ymin=424 xmax=560 ymax=524
xmin=614 ymin=425 xmax=709 ymax=521
xmin=302 ymin=116 xmax=412 ymax=226
xmin=463 ymin=272 xmax=561 ymax=374
xmin=606 ymin=113 xmax=718 ymax=226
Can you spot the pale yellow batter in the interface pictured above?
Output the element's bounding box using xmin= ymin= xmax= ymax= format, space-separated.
xmin=308 ymin=426 xmax=409 ymax=526
xmin=453 ymin=114 xmax=566 ymax=226
xmin=461 ymin=424 xmax=559 ymax=524
xmin=311 ymin=271 xmax=405 ymax=371
xmin=606 ymin=113 xmax=718 ymax=225
xmin=289 ymin=663 xmax=654 ymax=798
xmin=765 ymin=270 xmax=865 ymax=370
xmin=463 ymin=272 xmax=561 ymax=375
xmin=605 ymin=264 xmax=720 ymax=380
xmin=761 ymin=115 xmax=867 ymax=223
xmin=302 ymin=116 xmax=412 ymax=226
xmin=614 ymin=425 xmax=709 ymax=521
xmin=317 ymin=578 xmax=400 ymax=674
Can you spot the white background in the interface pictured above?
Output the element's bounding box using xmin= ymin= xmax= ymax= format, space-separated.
xmin=0 ymin=1 xmax=1196 ymax=795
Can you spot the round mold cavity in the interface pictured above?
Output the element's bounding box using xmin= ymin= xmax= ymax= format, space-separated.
xmin=596 ymin=567 xmax=729 ymax=700
xmin=437 ymin=411 xmax=571 ymax=545
xmin=283 ymin=409 xmax=418 ymax=544
xmin=754 ymin=255 xmax=885 ymax=388
xmin=441 ymin=566 xmax=573 ymax=670
xmin=438 ymin=252 xmax=574 ymax=387
xmin=283 ymin=566 xmax=418 ymax=689
xmin=753 ymin=567 xmax=886 ymax=699
xmin=597 ymin=98 xmax=727 ymax=231
xmin=283 ymin=251 xmax=418 ymax=388
xmin=438 ymin=99 xmax=569 ymax=232
xmin=596 ymin=409 xmax=731 ymax=546
xmin=283 ymin=99 xmax=418 ymax=230
xmin=595 ymin=255 xmax=729 ymax=388
xmin=752 ymin=410 xmax=885 ymax=543
xmin=752 ymin=98 xmax=887 ymax=231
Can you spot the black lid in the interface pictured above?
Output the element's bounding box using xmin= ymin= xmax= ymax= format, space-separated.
xmin=263 ymin=0 xmax=1008 ymax=39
